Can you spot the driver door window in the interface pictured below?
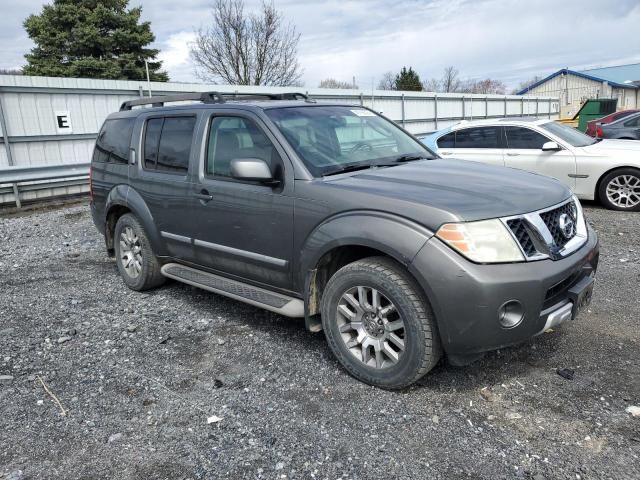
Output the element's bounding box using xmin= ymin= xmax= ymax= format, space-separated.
xmin=206 ymin=116 xmax=281 ymax=179
xmin=504 ymin=126 xmax=549 ymax=149
xmin=502 ymin=126 xmax=576 ymax=190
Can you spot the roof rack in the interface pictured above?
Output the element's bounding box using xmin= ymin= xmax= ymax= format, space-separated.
xmin=119 ymin=91 xmax=310 ymax=111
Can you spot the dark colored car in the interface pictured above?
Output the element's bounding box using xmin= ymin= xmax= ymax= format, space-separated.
xmin=597 ymin=112 xmax=640 ymax=140
xmin=90 ymin=92 xmax=599 ymax=389
xmin=586 ymin=109 xmax=639 ymax=137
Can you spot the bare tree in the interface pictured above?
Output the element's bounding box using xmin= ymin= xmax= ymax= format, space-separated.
xmin=0 ymin=68 xmax=23 ymax=75
xmin=319 ymin=78 xmax=357 ymax=89
xmin=377 ymin=71 xmax=396 ymax=90
xmin=190 ymin=0 xmax=302 ymax=86
xmin=513 ymin=75 xmax=541 ymax=94
xmin=441 ymin=66 xmax=461 ymax=93
xmin=422 ymin=77 xmax=440 ymax=92
xmin=460 ymin=78 xmax=506 ymax=94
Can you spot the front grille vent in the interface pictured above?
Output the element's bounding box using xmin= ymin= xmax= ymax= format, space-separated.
xmin=506 ymin=219 xmax=537 ymax=257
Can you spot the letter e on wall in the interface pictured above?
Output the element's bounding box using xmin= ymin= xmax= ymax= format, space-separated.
xmin=55 ymin=111 xmax=72 ymax=134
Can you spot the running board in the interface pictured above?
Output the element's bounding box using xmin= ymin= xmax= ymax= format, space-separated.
xmin=161 ymin=263 xmax=304 ymax=318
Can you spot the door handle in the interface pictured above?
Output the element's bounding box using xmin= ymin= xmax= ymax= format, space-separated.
xmin=440 ymin=151 xmax=453 ymax=156
xmin=506 ymin=152 xmax=520 ymax=156
xmin=195 ymin=190 xmax=213 ymax=202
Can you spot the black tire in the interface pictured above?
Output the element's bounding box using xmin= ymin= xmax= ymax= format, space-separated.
xmin=113 ymin=213 xmax=165 ymax=291
xmin=598 ymin=168 xmax=640 ymax=212
xmin=321 ymin=256 xmax=441 ymax=389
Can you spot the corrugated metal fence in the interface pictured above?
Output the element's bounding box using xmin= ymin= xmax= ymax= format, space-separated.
xmin=0 ymin=74 xmax=559 ymax=206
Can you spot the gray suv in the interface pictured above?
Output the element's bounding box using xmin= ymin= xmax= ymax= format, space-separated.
xmin=90 ymin=92 xmax=599 ymax=389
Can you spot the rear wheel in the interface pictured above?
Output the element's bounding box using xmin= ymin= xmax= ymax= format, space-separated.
xmin=598 ymin=168 xmax=640 ymax=211
xmin=114 ymin=213 xmax=165 ymax=291
xmin=321 ymin=256 xmax=441 ymax=389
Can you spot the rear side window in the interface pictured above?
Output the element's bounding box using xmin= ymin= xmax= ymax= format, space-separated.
xmin=613 ymin=111 xmax=635 ymax=122
xmin=505 ymin=126 xmax=548 ymax=149
xmin=454 ymin=127 xmax=499 ymax=148
xmin=93 ymin=118 xmax=135 ymax=164
xmin=142 ymin=116 xmax=196 ymax=174
xmin=624 ymin=116 xmax=640 ymax=127
xmin=143 ymin=118 xmax=163 ymax=169
xmin=437 ymin=132 xmax=455 ymax=148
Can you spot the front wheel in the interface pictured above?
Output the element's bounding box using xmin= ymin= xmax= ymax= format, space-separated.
xmin=321 ymin=257 xmax=441 ymax=389
xmin=598 ymin=168 xmax=640 ymax=211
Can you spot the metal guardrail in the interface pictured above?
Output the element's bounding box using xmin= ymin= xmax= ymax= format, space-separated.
xmin=0 ymin=163 xmax=90 ymax=208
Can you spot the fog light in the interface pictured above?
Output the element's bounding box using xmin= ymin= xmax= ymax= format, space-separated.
xmin=498 ymin=300 xmax=525 ymax=328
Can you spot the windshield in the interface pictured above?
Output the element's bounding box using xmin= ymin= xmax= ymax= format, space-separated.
xmin=264 ymin=106 xmax=436 ymax=176
xmin=541 ymin=121 xmax=597 ymax=147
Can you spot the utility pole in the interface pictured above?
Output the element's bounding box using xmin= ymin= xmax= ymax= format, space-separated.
xmin=145 ymin=60 xmax=152 ymax=97
xmin=371 ymin=77 xmax=375 ymax=109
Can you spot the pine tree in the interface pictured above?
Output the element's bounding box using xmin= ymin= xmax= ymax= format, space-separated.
xmin=394 ymin=67 xmax=422 ymax=91
xmin=23 ymin=0 xmax=168 ymax=81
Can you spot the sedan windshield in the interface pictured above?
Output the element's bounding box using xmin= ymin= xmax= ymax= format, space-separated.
xmin=264 ymin=106 xmax=436 ymax=176
xmin=541 ymin=121 xmax=598 ymax=147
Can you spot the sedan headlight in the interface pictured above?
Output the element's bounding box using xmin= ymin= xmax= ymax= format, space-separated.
xmin=436 ymin=219 xmax=525 ymax=263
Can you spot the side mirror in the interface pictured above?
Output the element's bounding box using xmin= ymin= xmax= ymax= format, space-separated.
xmin=542 ymin=141 xmax=561 ymax=152
xmin=230 ymin=158 xmax=277 ymax=184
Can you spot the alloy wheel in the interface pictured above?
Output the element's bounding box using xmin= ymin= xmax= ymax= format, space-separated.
xmin=606 ymin=174 xmax=640 ymax=209
xmin=119 ymin=226 xmax=143 ymax=278
xmin=336 ymin=286 xmax=406 ymax=369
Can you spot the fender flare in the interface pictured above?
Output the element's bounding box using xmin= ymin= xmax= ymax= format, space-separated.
xmin=298 ymin=211 xmax=435 ymax=323
xmin=104 ymin=186 xmax=167 ymax=256
xmin=299 ymin=211 xmax=434 ymax=277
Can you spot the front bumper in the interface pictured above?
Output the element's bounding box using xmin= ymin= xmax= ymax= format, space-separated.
xmin=409 ymin=224 xmax=599 ymax=357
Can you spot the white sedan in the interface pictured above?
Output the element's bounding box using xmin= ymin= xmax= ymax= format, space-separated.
xmin=421 ymin=118 xmax=640 ymax=211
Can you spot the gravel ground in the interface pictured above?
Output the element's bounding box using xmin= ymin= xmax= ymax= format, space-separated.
xmin=0 ymin=201 xmax=638 ymax=480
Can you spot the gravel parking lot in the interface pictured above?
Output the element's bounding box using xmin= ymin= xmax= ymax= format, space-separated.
xmin=0 ymin=201 xmax=638 ymax=480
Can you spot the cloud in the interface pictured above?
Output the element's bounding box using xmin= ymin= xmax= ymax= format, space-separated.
xmin=1 ymin=0 xmax=639 ymax=89
xmin=291 ymin=0 xmax=640 ymax=88
xmin=157 ymin=31 xmax=197 ymax=81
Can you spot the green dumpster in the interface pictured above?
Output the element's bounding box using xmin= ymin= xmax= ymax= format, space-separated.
xmin=575 ymin=98 xmax=618 ymax=132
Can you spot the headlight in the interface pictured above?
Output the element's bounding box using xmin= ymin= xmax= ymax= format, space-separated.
xmin=571 ymin=195 xmax=588 ymax=237
xmin=436 ymin=219 xmax=525 ymax=263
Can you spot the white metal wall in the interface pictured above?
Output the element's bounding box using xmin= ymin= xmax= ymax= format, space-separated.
xmin=0 ymin=74 xmax=559 ymax=205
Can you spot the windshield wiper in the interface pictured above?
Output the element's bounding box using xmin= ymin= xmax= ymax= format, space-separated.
xmin=323 ymin=163 xmax=380 ymax=176
xmin=323 ymin=155 xmax=429 ymax=176
xmin=392 ymin=154 xmax=429 ymax=163
xmin=323 ymin=160 xmax=405 ymax=176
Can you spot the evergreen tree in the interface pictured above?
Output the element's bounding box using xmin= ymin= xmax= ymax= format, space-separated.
xmin=23 ymin=0 xmax=168 ymax=81
xmin=394 ymin=67 xmax=422 ymax=91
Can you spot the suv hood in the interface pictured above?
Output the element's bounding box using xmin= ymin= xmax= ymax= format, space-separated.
xmin=326 ymin=159 xmax=571 ymax=223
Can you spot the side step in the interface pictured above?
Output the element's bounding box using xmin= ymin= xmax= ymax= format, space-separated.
xmin=161 ymin=263 xmax=304 ymax=318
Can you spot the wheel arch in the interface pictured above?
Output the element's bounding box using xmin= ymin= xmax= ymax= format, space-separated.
xmin=594 ymin=165 xmax=640 ymax=203
xmin=104 ymin=186 xmax=166 ymax=257
xmin=299 ymin=211 xmax=434 ymax=331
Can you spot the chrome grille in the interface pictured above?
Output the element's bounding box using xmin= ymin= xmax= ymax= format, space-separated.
xmin=540 ymin=202 xmax=577 ymax=248
xmin=503 ymin=198 xmax=587 ymax=261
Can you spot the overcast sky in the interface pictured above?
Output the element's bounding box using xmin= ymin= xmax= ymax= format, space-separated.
xmin=2 ymin=0 xmax=640 ymax=89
